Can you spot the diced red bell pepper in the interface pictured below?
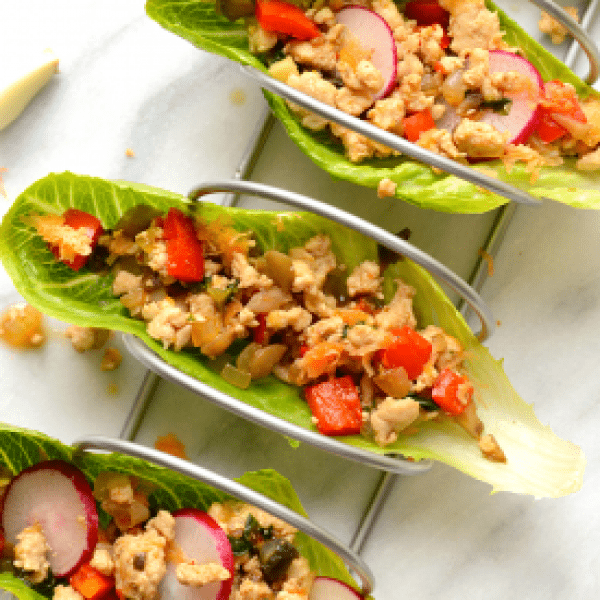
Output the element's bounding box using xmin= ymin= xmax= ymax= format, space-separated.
xmin=535 ymin=80 xmax=587 ymax=143
xmin=163 ymin=208 xmax=204 ymax=282
xmin=535 ymin=113 xmax=568 ymax=143
xmin=402 ymin=109 xmax=436 ymax=143
xmin=377 ymin=326 xmax=432 ymax=380
xmin=540 ymin=80 xmax=586 ymax=118
xmin=166 ymin=235 xmax=204 ymax=282
xmin=253 ymin=313 xmax=268 ymax=344
xmin=305 ymin=375 xmax=363 ymax=436
xmin=162 ymin=206 xmax=195 ymax=240
xmin=431 ymin=367 xmax=473 ymax=416
xmin=51 ymin=208 xmax=104 ymax=271
xmin=404 ymin=1 xmax=450 ymax=28
xmin=70 ymin=563 xmax=115 ymax=600
xmin=256 ymin=0 xmax=320 ymax=40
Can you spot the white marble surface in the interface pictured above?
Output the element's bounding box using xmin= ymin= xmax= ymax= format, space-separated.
xmin=1 ymin=1 xmax=600 ymax=599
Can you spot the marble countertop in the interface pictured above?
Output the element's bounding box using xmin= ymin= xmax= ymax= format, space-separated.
xmin=1 ymin=1 xmax=599 ymax=598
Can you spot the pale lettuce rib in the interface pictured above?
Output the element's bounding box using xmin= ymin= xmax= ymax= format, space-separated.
xmin=0 ymin=172 xmax=585 ymax=497
xmin=145 ymin=0 xmax=600 ymax=213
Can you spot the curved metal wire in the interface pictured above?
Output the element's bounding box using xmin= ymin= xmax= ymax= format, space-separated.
xmin=241 ymin=66 xmax=544 ymax=207
xmin=565 ymin=0 xmax=599 ymax=77
xmin=530 ymin=0 xmax=600 ymax=85
xmin=122 ymin=333 xmax=432 ymax=475
xmin=188 ymin=180 xmax=495 ymax=342
xmin=72 ymin=435 xmax=374 ymax=597
xmin=121 ymin=178 xmax=494 ymax=474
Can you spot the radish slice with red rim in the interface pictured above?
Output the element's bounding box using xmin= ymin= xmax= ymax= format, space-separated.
xmin=0 ymin=460 xmax=98 ymax=578
xmin=336 ymin=6 xmax=397 ymax=100
xmin=436 ymin=50 xmax=543 ymax=149
xmin=309 ymin=576 xmax=364 ymax=599
xmin=482 ymin=50 xmax=543 ymax=145
xmin=159 ymin=508 xmax=234 ymax=600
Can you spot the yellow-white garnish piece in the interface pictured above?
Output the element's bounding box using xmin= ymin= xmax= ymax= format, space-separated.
xmin=0 ymin=48 xmax=59 ymax=131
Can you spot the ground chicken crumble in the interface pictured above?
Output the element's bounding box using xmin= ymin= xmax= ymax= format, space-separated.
xmin=6 ymin=472 xmax=314 ymax=600
xmin=32 ymin=205 xmax=506 ymax=464
xmin=255 ymin=0 xmax=600 ymax=188
xmin=538 ymin=6 xmax=578 ymax=44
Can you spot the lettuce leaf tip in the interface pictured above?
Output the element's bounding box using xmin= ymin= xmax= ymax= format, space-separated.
xmin=0 ymin=171 xmax=585 ymax=497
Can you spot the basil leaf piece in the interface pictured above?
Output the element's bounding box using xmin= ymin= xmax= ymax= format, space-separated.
xmin=0 ymin=172 xmax=585 ymax=497
xmin=0 ymin=424 xmax=356 ymax=596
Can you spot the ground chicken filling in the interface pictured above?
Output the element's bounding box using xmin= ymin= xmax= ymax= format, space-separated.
xmin=32 ymin=204 xmax=506 ymax=464
xmin=250 ymin=0 xmax=600 ymax=178
xmin=5 ymin=472 xmax=313 ymax=600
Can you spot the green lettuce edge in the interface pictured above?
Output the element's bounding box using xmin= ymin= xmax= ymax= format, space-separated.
xmin=145 ymin=0 xmax=600 ymax=213
xmin=0 ymin=422 xmax=360 ymax=598
xmin=0 ymin=172 xmax=585 ymax=497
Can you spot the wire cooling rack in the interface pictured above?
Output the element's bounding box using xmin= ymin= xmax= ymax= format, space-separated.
xmin=111 ymin=0 xmax=600 ymax=583
xmin=121 ymin=178 xmax=493 ymax=478
xmin=73 ymin=435 xmax=375 ymax=596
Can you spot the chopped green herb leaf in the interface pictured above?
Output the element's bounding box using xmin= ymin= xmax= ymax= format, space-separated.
xmin=481 ymin=97 xmax=513 ymax=115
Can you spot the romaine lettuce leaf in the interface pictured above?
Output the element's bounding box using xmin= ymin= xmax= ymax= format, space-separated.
xmin=0 ymin=172 xmax=585 ymax=497
xmin=0 ymin=422 xmax=356 ymax=597
xmin=144 ymin=0 xmax=600 ymax=213
xmin=0 ymin=573 xmax=47 ymax=600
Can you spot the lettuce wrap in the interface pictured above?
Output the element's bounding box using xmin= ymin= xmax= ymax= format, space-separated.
xmin=0 ymin=172 xmax=585 ymax=497
xmin=144 ymin=0 xmax=600 ymax=213
xmin=0 ymin=422 xmax=358 ymax=599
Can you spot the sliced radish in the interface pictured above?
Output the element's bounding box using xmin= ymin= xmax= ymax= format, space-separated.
xmin=336 ymin=6 xmax=397 ymax=100
xmin=437 ymin=50 xmax=543 ymax=148
xmin=159 ymin=508 xmax=234 ymax=600
xmin=483 ymin=50 xmax=543 ymax=145
xmin=309 ymin=576 xmax=364 ymax=600
xmin=1 ymin=460 xmax=98 ymax=578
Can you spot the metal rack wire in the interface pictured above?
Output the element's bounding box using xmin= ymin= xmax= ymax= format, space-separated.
xmin=114 ymin=0 xmax=600 ymax=587
xmin=120 ymin=178 xmax=493 ymax=478
xmin=73 ymin=435 xmax=375 ymax=596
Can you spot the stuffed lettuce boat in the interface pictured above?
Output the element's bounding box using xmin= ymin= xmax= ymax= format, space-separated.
xmin=145 ymin=0 xmax=600 ymax=213
xmin=0 ymin=423 xmax=365 ymax=600
xmin=0 ymin=172 xmax=585 ymax=497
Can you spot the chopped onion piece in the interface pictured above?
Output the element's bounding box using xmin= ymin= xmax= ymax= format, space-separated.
xmin=245 ymin=287 xmax=292 ymax=312
xmin=249 ymin=344 xmax=287 ymax=379
xmin=202 ymin=330 xmax=236 ymax=358
xmin=237 ymin=342 xmax=260 ymax=372
xmin=264 ymin=250 xmax=294 ymax=291
xmin=373 ymin=366 xmax=411 ymax=398
xmin=221 ymin=362 xmax=252 ymax=389
xmin=191 ymin=317 xmax=221 ymax=347
xmin=551 ymin=113 xmax=592 ymax=141
xmin=442 ymin=69 xmax=467 ymax=106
